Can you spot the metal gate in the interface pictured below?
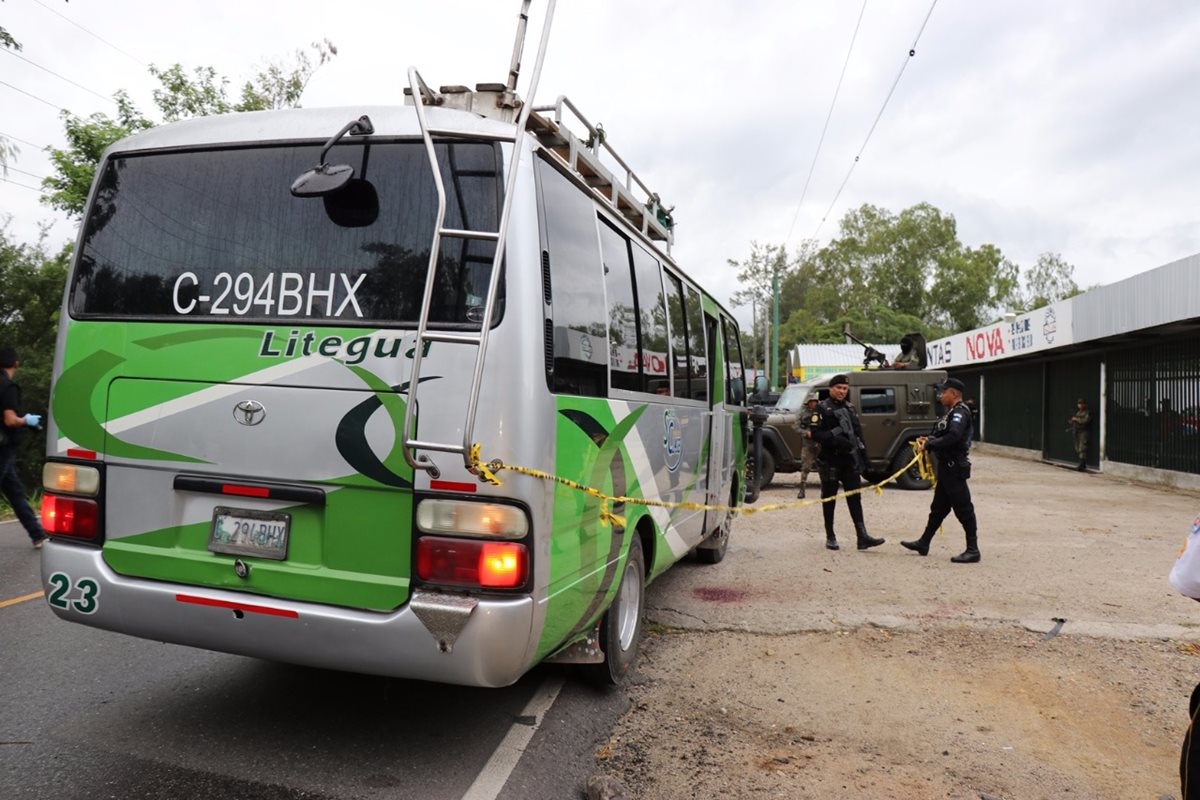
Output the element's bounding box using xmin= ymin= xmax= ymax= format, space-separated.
xmin=1042 ymin=355 xmax=1101 ymax=467
xmin=1106 ymin=335 xmax=1200 ymax=474
xmin=978 ymin=362 xmax=1043 ymax=450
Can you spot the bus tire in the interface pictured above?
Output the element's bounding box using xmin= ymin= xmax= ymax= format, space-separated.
xmin=695 ymin=511 xmax=731 ymax=564
xmin=584 ymin=536 xmax=645 ymax=685
xmin=891 ymin=446 xmax=932 ymax=490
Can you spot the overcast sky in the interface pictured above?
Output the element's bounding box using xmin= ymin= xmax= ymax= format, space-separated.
xmin=2 ymin=0 xmax=1198 ymax=329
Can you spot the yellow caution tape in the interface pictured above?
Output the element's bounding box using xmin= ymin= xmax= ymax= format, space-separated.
xmin=467 ymin=439 xmax=940 ymax=527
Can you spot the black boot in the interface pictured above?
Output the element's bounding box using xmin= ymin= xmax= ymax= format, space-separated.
xmin=822 ymin=503 xmax=839 ymax=550
xmin=901 ymin=530 xmax=933 ymax=556
xmin=950 ymin=528 xmax=980 ymax=563
xmin=855 ymin=521 xmax=885 ymax=550
xmin=1077 ymin=459 xmax=1087 ymax=472
xmin=797 ymin=483 xmax=806 ymax=499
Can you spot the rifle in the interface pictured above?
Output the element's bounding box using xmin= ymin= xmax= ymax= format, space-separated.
xmin=843 ymin=330 xmax=890 ymax=369
xmin=832 ymin=405 xmax=867 ymax=472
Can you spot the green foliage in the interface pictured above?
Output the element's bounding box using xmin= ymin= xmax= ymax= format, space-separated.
xmin=43 ymin=41 xmax=336 ymax=218
xmin=43 ymin=92 xmax=152 ymax=218
xmin=0 ymin=225 xmax=70 ymax=489
xmin=728 ymin=241 xmax=792 ymax=311
xmin=1019 ymin=251 xmax=1079 ymax=311
xmin=239 ymin=39 xmax=338 ymax=111
xmin=734 ymin=201 xmax=1032 ymax=348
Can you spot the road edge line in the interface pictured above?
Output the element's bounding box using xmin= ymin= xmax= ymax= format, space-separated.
xmin=460 ymin=675 xmax=566 ymax=800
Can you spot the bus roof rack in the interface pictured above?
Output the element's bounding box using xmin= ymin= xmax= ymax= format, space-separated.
xmin=528 ymin=96 xmax=674 ymax=252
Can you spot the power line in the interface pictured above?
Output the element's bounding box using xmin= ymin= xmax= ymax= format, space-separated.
xmin=0 ymin=78 xmax=64 ymax=110
xmin=4 ymin=165 xmax=47 ymax=181
xmin=2 ymin=48 xmax=116 ymax=105
xmin=0 ymin=130 xmax=44 ymax=149
xmin=811 ymin=0 xmax=939 ymax=241
xmin=0 ymin=176 xmax=47 ymax=194
xmin=28 ymin=0 xmax=148 ymax=68
xmin=784 ymin=0 xmax=868 ymax=247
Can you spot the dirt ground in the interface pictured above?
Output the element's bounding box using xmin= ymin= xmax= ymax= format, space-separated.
xmin=593 ymin=449 xmax=1200 ymax=799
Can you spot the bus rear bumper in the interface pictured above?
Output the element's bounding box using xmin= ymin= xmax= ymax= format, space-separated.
xmin=40 ymin=541 xmax=537 ymax=687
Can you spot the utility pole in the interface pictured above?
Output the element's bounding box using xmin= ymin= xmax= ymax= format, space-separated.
xmin=771 ymin=267 xmax=780 ymax=390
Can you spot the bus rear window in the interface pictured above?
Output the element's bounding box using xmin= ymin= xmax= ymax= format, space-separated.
xmin=70 ymin=141 xmax=503 ymax=327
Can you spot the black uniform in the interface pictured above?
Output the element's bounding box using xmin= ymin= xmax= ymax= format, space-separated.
xmin=914 ymin=400 xmax=979 ymax=559
xmin=809 ymin=396 xmax=882 ymax=549
xmin=0 ymin=371 xmax=45 ymax=544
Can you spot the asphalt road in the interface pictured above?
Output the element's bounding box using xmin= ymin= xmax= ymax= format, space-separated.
xmin=0 ymin=521 xmax=627 ymax=800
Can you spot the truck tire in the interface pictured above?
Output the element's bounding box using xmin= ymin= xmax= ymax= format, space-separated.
xmin=758 ymin=448 xmax=776 ymax=488
xmin=891 ymin=446 xmax=932 ymax=490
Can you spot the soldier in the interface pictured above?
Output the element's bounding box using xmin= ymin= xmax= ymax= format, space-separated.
xmin=806 ymin=374 xmax=885 ymax=551
xmin=891 ymin=335 xmax=918 ymax=369
xmin=901 ymin=377 xmax=980 ymax=563
xmin=796 ymin=396 xmax=821 ymax=499
xmin=1068 ymin=398 xmax=1091 ymax=471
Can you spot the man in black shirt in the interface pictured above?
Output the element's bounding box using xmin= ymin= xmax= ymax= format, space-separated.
xmin=805 ymin=374 xmax=884 ymax=551
xmin=0 ymin=347 xmax=47 ymax=548
xmin=902 ymin=377 xmax=980 ymax=562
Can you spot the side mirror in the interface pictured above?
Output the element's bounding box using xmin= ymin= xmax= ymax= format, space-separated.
xmin=290 ymin=115 xmax=374 ymax=198
xmin=730 ymin=378 xmax=746 ymax=405
xmin=291 ymin=163 xmax=355 ymax=197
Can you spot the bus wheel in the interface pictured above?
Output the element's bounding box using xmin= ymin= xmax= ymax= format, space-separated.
xmin=584 ymin=536 xmax=645 ymax=685
xmin=696 ymin=512 xmax=731 ymax=564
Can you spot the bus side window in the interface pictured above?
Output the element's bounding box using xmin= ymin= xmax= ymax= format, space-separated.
xmin=630 ymin=241 xmax=668 ymax=396
xmin=684 ymin=285 xmax=707 ymax=401
xmin=599 ymin=219 xmax=641 ymax=393
xmin=664 ymin=272 xmax=690 ymax=399
xmin=722 ymin=316 xmax=746 ymax=405
xmin=535 ymin=158 xmax=608 ymax=397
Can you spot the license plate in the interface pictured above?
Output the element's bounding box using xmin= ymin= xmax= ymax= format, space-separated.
xmin=208 ymin=507 xmax=290 ymax=560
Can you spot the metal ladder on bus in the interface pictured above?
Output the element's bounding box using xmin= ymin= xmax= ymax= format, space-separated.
xmin=400 ymin=0 xmax=557 ymax=478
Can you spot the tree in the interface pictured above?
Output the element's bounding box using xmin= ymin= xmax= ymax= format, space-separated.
xmin=735 ymin=202 xmax=1023 ymax=347
xmin=0 ymin=224 xmax=70 ymax=489
xmin=0 ymin=0 xmax=20 ymax=53
xmin=1019 ymin=251 xmax=1079 ymax=310
xmin=42 ymin=40 xmax=336 ymax=218
xmin=1 ymin=4 xmax=20 ymax=173
xmin=929 ymin=243 xmax=1021 ymax=332
xmin=728 ymin=241 xmax=793 ymax=313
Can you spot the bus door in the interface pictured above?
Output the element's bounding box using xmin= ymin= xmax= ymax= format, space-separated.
xmin=703 ymin=312 xmax=734 ymax=536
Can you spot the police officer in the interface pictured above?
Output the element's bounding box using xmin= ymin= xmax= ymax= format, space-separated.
xmin=795 ymin=396 xmax=820 ymax=499
xmin=901 ymin=377 xmax=979 ymax=562
xmin=806 ymin=374 xmax=884 ymax=551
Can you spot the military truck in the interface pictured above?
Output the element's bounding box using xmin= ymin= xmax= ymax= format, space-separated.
xmin=754 ymin=339 xmax=947 ymax=491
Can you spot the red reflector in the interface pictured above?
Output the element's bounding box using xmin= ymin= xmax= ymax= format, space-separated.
xmin=430 ymin=479 xmax=477 ymax=493
xmin=222 ymin=484 xmax=270 ymax=498
xmin=40 ymin=493 xmax=99 ymax=539
xmin=175 ymin=594 xmax=299 ymax=618
xmin=66 ymin=448 xmax=98 ymax=460
xmin=416 ymin=537 xmax=528 ymax=589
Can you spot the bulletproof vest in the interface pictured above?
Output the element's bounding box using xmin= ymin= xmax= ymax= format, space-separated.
xmin=932 ymin=401 xmax=972 ymax=458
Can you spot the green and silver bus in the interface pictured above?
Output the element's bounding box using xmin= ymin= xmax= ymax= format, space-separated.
xmin=39 ymin=51 xmax=748 ymax=687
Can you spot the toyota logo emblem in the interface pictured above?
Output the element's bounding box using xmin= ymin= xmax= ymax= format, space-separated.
xmin=234 ymin=400 xmax=266 ymax=426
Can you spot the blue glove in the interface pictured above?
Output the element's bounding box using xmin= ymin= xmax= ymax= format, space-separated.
xmin=25 ymin=414 xmax=41 ymax=427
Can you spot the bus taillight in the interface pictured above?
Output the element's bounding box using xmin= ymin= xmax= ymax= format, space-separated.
xmin=41 ymin=494 xmax=100 ymax=539
xmin=416 ymin=537 xmax=528 ymax=589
